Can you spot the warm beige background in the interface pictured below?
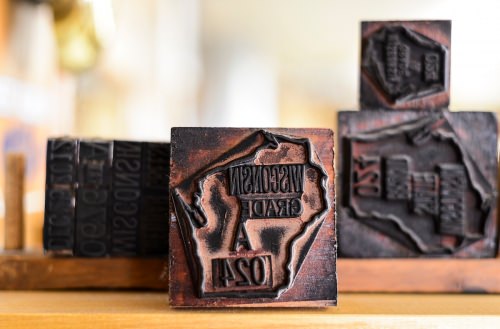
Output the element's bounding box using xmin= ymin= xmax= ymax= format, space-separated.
xmin=1 ymin=0 xmax=500 ymax=250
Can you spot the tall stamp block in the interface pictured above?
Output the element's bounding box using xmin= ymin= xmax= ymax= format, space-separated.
xmin=75 ymin=140 xmax=112 ymax=257
xmin=337 ymin=111 xmax=498 ymax=258
xmin=108 ymin=141 xmax=170 ymax=257
xmin=360 ymin=21 xmax=451 ymax=110
xmin=169 ymin=128 xmax=337 ymax=307
xmin=140 ymin=143 xmax=170 ymax=256
xmin=44 ymin=138 xmax=78 ymax=255
xmin=109 ymin=141 xmax=143 ymax=257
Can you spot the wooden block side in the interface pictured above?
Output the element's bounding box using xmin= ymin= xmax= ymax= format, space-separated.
xmin=0 ymin=252 xmax=167 ymax=290
xmin=4 ymin=154 xmax=25 ymax=250
xmin=338 ymin=258 xmax=500 ymax=293
xmin=169 ymin=128 xmax=337 ymax=307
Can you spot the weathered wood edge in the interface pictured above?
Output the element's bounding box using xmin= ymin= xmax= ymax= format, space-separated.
xmin=0 ymin=252 xmax=167 ymax=290
xmin=2 ymin=253 xmax=500 ymax=293
xmin=337 ymin=258 xmax=500 ymax=293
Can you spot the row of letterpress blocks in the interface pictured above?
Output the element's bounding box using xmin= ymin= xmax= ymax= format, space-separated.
xmin=44 ymin=138 xmax=169 ymax=257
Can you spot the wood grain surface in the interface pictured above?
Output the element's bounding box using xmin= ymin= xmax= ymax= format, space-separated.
xmin=0 ymin=292 xmax=499 ymax=328
xmin=4 ymin=153 xmax=25 ymax=250
xmin=0 ymin=252 xmax=167 ymax=290
xmin=338 ymin=258 xmax=500 ymax=293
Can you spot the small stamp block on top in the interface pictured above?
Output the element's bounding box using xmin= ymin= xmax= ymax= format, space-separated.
xmin=337 ymin=111 xmax=498 ymax=258
xmin=169 ymin=128 xmax=337 ymax=307
xmin=360 ymin=20 xmax=451 ymax=110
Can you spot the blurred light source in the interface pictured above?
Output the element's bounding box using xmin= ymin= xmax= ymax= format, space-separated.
xmin=201 ymin=46 xmax=278 ymax=127
xmin=53 ymin=0 xmax=115 ymax=72
xmin=88 ymin=0 xmax=115 ymax=46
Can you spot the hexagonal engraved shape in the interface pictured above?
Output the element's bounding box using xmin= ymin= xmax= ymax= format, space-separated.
xmin=337 ymin=111 xmax=498 ymax=258
xmin=360 ymin=21 xmax=451 ymax=110
xmin=169 ymin=128 xmax=337 ymax=307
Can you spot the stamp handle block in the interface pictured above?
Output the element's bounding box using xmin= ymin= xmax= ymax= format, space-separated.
xmin=4 ymin=153 xmax=25 ymax=250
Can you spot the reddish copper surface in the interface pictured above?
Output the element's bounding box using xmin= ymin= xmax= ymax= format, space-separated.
xmin=360 ymin=20 xmax=451 ymax=111
xmin=169 ymin=128 xmax=336 ymax=307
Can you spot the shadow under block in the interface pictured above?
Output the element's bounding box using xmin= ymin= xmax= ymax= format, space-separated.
xmin=169 ymin=128 xmax=337 ymax=307
xmin=0 ymin=251 xmax=167 ymax=290
xmin=338 ymin=110 xmax=498 ymax=258
xmin=360 ymin=20 xmax=451 ymax=110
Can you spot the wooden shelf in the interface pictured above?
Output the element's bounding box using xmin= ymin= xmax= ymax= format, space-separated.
xmin=338 ymin=258 xmax=500 ymax=293
xmin=0 ymin=292 xmax=499 ymax=328
xmin=3 ymin=253 xmax=500 ymax=293
xmin=0 ymin=251 xmax=167 ymax=290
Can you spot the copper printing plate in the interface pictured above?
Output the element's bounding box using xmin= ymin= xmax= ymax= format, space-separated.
xmin=360 ymin=20 xmax=451 ymax=110
xmin=169 ymin=128 xmax=337 ymax=307
xmin=338 ymin=111 xmax=498 ymax=258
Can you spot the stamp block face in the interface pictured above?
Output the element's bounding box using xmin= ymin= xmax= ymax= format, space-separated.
xmin=78 ymin=141 xmax=112 ymax=188
xmin=360 ymin=21 xmax=451 ymax=110
xmin=109 ymin=141 xmax=143 ymax=256
xmin=338 ymin=111 xmax=498 ymax=258
xmin=169 ymin=128 xmax=337 ymax=307
xmin=75 ymin=141 xmax=112 ymax=257
xmin=139 ymin=143 xmax=170 ymax=255
xmin=44 ymin=138 xmax=78 ymax=255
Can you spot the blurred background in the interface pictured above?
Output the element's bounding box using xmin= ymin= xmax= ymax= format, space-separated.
xmin=0 ymin=0 xmax=500 ymax=250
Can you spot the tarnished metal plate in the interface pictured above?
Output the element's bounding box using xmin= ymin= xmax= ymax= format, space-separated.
xmin=169 ymin=128 xmax=336 ymax=307
xmin=360 ymin=21 xmax=451 ymax=110
xmin=338 ymin=111 xmax=498 ymax=258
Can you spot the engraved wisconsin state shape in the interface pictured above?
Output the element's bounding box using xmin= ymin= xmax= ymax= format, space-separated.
xmin=362 ymin=25 xmax=448 ymax=104
xmin=172 ymin=130 xmax=329 ymax=298
xmin=344 ymin=113 xmax=494 ymax=255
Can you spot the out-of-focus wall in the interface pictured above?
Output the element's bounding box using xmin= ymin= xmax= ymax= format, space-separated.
xmin=1 ymin=0 xmax=500 ymax=250
xmin=0 ymin=0 xmax=8 ymax=71
xmin=75 ymin=0 xmax=201 ymax=140
xmin=201 ymin=0 xmax=500 ymax=129
xmin=4 ymin=0 xmax=500 ymax=139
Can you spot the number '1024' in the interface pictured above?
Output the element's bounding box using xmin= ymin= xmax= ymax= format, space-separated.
xmin=212 ymin=256 xmax=272 ymax=289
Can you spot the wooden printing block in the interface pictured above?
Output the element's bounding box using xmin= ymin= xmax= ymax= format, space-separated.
xmin=169 ymin=128 xmax=337 ymax=307
xmin=139 ymin=142 xmax=170 ymax=256
xmin=109 ymin=141 xmax=143 ymax=256
xmin=43 ymin=138 xmax=78 ymax=255
xmin=75 ymin=140 xmax=112 ymax=257
xmin=109 ymin=141 xmax=170 ymax=257
xmin=337 ymin=110 xmax=498 ymax=258
xmin=360 ymin=21 xmax=451 ymax=110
